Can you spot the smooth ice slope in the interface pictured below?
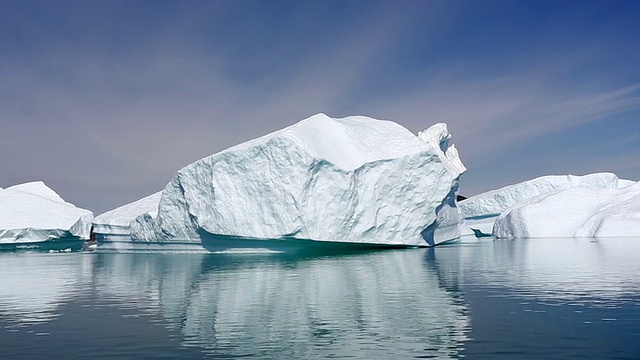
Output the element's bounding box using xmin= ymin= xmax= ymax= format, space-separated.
xmin=92 ymin=192 xmax=161 ymax=240
xmin=459 ymin=173 xmax=633 ymax=236
xmin=0 ymin=181 xmax=93 ymax=243
xmin=494 ymin=181 xmax=640 ymax=238
xmin=130 ymin=114 xmax=466 ymax=246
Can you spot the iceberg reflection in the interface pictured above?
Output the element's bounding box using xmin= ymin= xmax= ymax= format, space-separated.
xmin=93 ymin=250 xmax=470 ymax=358
xmin=0 ymin=253 xmax=92 ymax=324
xmin=434 ymin=237 xmax=640 ymax=301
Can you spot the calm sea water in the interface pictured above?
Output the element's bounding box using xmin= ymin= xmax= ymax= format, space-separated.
xmin=1 ymin=237 xmax=639 ymax=359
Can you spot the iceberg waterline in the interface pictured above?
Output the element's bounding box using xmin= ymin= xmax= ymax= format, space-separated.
xmin=96 ymin=113 xmax=467 ymax=248
xmin=93 ymin=169 xmax=640 ymax=244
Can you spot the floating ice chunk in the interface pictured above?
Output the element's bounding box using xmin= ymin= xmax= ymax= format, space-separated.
xmin=494 ymin=181 xmax=640 ymax=238
xmin=129 ymin=114 xmax=466 ymax=247
xmin=92 ymin=192 xmax=161 ymax=240
xmin=460 ymin=173 xmax=633 ymax=236
xmin=0 ymin=181 xmax=93 ymax=243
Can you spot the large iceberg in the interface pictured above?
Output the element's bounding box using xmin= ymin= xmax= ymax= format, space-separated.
xmin=459 ymin=173 xmax=634 ymax=236
xmin=0 ymin=181 xmax=93 ymax=243
xmin=128 ymin=113 xmax=466 ymax=247
xmin=493 ymin=181 xmax=640 ymax=238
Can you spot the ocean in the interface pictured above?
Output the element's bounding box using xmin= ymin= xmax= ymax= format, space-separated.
xmin=1 ymin=237 xmax=639 ymax=359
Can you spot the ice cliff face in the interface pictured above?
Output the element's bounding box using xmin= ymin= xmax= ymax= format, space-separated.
xmin=493 ymin=181 xmax=640 ymax=238
xmin=130 ymin=114 xmax=466 ymax=246
xmin=459 ymin=173 xmax=633 ymax=236
xmin=0 ymin=181 xmax=93 ymax=243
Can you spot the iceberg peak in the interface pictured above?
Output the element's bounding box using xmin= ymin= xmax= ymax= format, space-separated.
xmin=220 ymin=113 xmax=438 ymax=172
xmin=4 ymin=181 xmax=66 ymax=204
xmin=418 ymin=123 xmax=466 ymax=176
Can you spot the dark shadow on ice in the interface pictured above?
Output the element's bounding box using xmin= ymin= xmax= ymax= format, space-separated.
xmin=197 ymin=230 xmax=419 ymax=256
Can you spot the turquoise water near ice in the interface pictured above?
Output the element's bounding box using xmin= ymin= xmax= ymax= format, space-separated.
xmin=1 ymin=237 xmax=639 ymax=359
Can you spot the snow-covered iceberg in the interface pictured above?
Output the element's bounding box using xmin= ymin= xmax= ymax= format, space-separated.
xmin=459 ymin=173 xmax=634 ymax=236
xmin=0 ymin=181 xmax=93 ymax=244
xmin=92 ymin=192 xmax=161 ymax=241
xmin=494 ymin=181 xmax=640 ymax=238
xmin=128 ymin=113 xmax=466 ymax=247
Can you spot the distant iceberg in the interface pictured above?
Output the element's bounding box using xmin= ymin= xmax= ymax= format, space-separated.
xmin=109 ymin=114 xmax=467 ymax=248
xmin=494 ymin=181 xmax=640 ymax=238
xmin=459 ymin=173 xmax=634 ymax=236
xmin=92 ymin=191 xmax=161 ymax=241
xmin=0 ymin=181 xmax=93 ymax=244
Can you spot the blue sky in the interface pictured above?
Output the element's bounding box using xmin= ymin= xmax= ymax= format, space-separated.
xmin=2 ymin=0 xmax=640 ymax=213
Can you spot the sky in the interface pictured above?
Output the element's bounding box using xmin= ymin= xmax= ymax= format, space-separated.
xmin=2 ymin=0 xmax=640 ymax=214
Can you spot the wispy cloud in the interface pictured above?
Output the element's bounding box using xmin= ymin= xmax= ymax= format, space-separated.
xmin=1 ymin=2 xmax=433 ymax=212
xmin=1 ymin=1 xmax=639 ymax=211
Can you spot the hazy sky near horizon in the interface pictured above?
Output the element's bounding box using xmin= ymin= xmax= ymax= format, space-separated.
xmin=2 ymin=0 xmax=640 ymax=213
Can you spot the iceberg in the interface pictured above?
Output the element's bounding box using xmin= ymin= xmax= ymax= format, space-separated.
xmin=92 ymin=191 xmax=161 ymax=241
xmin=126 ymin=113 xmax=466 ymax=247
xmin=459 ymin=173 xmax=634 ymax=236
xmin=0 ymin=181 xmax=93 ymax=244
xmin=493 ymin=181 xmax=640 ymax=238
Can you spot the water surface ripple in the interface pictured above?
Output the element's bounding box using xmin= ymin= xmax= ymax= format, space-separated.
xmin=1 ymin=237 xmax=639 ymax=359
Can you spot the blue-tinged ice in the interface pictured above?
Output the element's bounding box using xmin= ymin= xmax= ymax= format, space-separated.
xmin=98 ymin=114 xmax=467 ymax=248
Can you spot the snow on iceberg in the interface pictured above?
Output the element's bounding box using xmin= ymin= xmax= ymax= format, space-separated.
xmin=459 ymin=173 xmax=634 ymax=236
xmin=129 ymin=113 xmax=466 ymax=247
xmin=493 ymin=181 xmax=640 ymax=238
xmin=0 ymin=181 xmax=93 ymax=243
xmin=92 ymin=191 xmax=161 ymax=241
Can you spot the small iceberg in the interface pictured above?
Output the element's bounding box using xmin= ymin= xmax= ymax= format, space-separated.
xmin=0 ymin=181 xmax=93 ymax=249
xmin=459 ymin=173 xmax=634 ymax=237
xmin=92 ymin=191 xmax=161 ymax=241
xmin=494 ymin=181 xmax=640 ymax=238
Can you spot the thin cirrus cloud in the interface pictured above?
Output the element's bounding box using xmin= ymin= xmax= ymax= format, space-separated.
xmin=1 ymin=1 xmax=639 ymax=212
xmin=372 ymin=77 xmax=640 ymax=194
